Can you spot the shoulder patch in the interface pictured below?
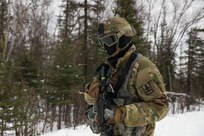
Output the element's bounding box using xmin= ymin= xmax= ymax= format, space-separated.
xmin=142 ymin=82 xmax=154 ymax=95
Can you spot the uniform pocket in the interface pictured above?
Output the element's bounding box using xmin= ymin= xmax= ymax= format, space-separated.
xmin=136 ymin=67 xmax=163 ymax=102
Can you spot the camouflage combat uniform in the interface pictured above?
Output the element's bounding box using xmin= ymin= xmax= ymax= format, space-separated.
xmin=84 ymin=16 xmax=169 ymax=136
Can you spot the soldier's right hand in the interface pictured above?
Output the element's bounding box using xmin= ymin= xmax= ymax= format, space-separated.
xmin=106 ymin=106 xmax=126 ymax=125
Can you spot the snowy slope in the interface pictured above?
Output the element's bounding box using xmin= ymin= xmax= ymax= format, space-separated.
xmin=154 ymin=111 xmax=204 ymax=136
xmin=41 ymin=111 xmax=204 ymax=136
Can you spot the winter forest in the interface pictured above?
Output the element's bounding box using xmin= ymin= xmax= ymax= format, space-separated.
xmin=0 ymin=0 xmax=204 ymax=135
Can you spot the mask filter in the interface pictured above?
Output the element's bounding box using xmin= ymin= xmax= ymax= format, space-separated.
xmin=104 ymin=43 xmax=117 ymax=56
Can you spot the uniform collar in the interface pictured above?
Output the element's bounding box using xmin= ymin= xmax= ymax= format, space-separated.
xmin=115 ymin=46 xmax=136 ymax=69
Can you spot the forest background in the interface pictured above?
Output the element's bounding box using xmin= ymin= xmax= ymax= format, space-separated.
xmin=0 ymin=0 xmax=204 ymax=135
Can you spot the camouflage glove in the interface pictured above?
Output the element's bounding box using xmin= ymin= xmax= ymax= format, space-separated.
xmin=107 ymin=107 xmax=126 ymax=125
xmin=84 ymin=78 xmax=99 ymax=105
xmin=85 ymin=106 xmax=101 ymax=134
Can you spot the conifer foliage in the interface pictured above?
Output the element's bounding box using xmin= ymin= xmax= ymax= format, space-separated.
xmin=185 ymin=29 xmax=204 ymax=98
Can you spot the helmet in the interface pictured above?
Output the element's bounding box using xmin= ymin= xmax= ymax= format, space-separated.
xmin=98 ymin=16 xmax=136 ymax=58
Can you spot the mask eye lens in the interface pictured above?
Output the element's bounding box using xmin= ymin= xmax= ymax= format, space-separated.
xmin=99 ymin=35 xmax=117 ymax=47
xmin=103 ymin=36 xmax=116 ymax=46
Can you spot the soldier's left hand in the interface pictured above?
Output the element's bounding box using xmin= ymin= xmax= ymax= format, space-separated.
xmin=84 ymin=78 xmax=100 ymax=105
xmin=106 ymin=106 xmax=126 ymax=124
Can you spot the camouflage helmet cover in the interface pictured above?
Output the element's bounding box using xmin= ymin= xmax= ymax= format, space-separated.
xmin=100 ymin=16 xmax=136 ymax=37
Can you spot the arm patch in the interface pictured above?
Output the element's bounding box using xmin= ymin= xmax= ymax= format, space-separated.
xmin=142 ymin=82 xmax=154 ymax=95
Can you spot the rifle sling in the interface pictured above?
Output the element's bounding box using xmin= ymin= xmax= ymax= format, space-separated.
xmin=113 ymin=51 xmax=142 ymax=105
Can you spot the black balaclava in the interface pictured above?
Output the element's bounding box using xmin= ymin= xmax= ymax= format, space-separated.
xmin=107 ymin=40 xmax=132 ymax=68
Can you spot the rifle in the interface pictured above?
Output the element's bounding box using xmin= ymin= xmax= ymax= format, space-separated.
xmin=95 ymin=63 xmax=114 ymax=136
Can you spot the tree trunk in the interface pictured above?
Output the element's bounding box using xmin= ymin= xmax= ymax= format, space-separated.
xmin=82 ymin=0 xmax=88 ymax=84
xmin=57 ymin=105 xmax=62 ymax=130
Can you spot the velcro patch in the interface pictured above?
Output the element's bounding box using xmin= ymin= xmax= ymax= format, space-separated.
xmin=142 ymin=82 xmax=153 ymax=95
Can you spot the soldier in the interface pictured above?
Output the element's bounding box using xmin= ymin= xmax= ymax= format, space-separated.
xmin=84 ymin=16 xmax=169 ymax=136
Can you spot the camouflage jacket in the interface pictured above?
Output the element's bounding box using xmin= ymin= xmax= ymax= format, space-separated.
xmin=85 ymin=46 xmax=169 ymax=136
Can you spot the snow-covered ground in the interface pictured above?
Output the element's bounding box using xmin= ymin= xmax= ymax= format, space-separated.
xmin=41 ymin=111 xmax=204 ymax=136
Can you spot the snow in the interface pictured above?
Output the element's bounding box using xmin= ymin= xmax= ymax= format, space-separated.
xmin=41 ymin=111 xmax=204 ymax=136
xmin=154 ymin=111 xmax=204 ymax=136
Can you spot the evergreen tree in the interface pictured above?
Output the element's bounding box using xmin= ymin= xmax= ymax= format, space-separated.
xmin=185 ymin=29 xmax=204 ymax=97
xmin=49 ymin=0 xmax=83 ymax=128
xmin=0 ymin=0 xmax=54 ymax=134
xmin=45 ymin=43 xmax=81 ymax=129
xmin=195 ymin=29 xmax=204 ymax=98
xmin=53 ymin=0 xmax=106 ymax=128
xmin=0 ymin=62 xmax=30 ymax=135
xmin=0 ymin=1 xmax=30 ymax=135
